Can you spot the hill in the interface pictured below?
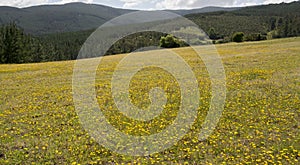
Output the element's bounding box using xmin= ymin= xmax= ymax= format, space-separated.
xmin=38 ymin=1 xmax=300 ymax=62
xmin=0 ymin=3 xmax=134 ymax=34
xmin=0 ymin=3 xmax=237 ymax=35
xmin=166 ymin=6 xmax=238 ymax=15
xmin=186 ymin=1 xmax=300 ymax=40
xmin=1 ymin=1 xmax=300 ymax=64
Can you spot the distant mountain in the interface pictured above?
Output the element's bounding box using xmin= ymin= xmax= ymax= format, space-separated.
xmin=186 ymin=1 xmax=300 ymax=38
xmin=0 ymin=2 xmax=238 ymax=35
xmin=0 ymin=3 xmax=135 ymax=34
xmin=0 ymin=2 xmax=298 ymax=37
xmin=1 ymin=1 xmax=300 ymax=64
xmin=37 ymin=1 xmax=300 ymax=62
xmin=167 ymin=6 xmax=239 ymax=15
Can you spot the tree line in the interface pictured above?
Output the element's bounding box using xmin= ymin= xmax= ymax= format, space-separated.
xmin=0 ymin=23 xmax=66 ymax=64
xmin=0 ymin=24 xmax=172 ymax=64
xmin=189 ymin=8 xmax=300 ymax=44
xmin=1 ymin=12 xmax=300 ymax=64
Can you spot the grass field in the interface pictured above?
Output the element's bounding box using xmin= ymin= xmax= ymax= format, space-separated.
xmin=0 ymin=37 xmax=299 ymax=164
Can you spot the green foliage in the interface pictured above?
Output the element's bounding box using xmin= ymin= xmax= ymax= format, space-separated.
xmin=0 ymin=23 xmax=65 ymax=63
xmin=245 ymin=33 xmax=267 ymax=41
xmin=0 ymin=3 xmax=134 ymax=35
xmin=39 ymin=30 xmax=165 ymax=58
xmin=208 ymin=27 xmax=219 ymax=40
xmin=232 ymin=32 xmax=244 ymax=42
xmin=0 ymin=23 xmax=40 ymax=63
xmin=159 ymin=34 xmax=185 ymax=48
xmin=0 ymin=3 xmax=237 ymax=35
xmin=1 ymin=2 xmax=300 ymax=63
xmin=38 ymin=29 xmax=93 ymax=60
xmin=186 ymin=1 xmax=300 ymax=42
xmin=0 ymin=23 xmax=22 ymax=63
xmin=265 ymin=15 xmax=300 ymax=40
xmin=267 ymin=30 xmax=279 ymax=40
xmin=106 ymin=32 xmax=165 ymax=55
xmin=0 ymin=24 xmax=169 ymax=63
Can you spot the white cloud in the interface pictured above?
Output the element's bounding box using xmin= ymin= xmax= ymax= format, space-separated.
xmin=0 ymin=0 xmax=297 ymax=9
xmin=120 ymin=0 xmax=141 ymax=8
xmin=263 ymin=0 xmax=295 ymax=4
xmin=155 ymin=0 xmax=296 ymax=9
xmin=0 ymin=0 xmax=93 ymax=8
xmin=156 ymin=0 xmax=237 ymax=9
xmin=0 ymin=0 xmax=48 ymax=7
xmin=49 ymin=0 xmax=93 ymax=5
xmin=119 ymin=0 xmax=159 ymax=8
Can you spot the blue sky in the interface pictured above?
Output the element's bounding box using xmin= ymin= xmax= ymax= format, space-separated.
xmin=0 ymin=0 xmax=297 ymax=9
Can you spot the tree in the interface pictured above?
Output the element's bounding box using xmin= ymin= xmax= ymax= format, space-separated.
xmin=269 ymin=17 xmax=277 ymax=31
xmin=232 ymin=32 xmax=244 ymax=43
xmin=245 ymin=33 xmax=265 ymax=41
xmin=0 ymin=26 xmax=4 ymax=63
xmin=0 ymin=23 xmax=57 ymax=63
xmin=159 ymin=34 xmax=181 ymax=48
xmin=3 ymin=23 xmax=26 ymax=63
xmin=208 ymin=28 xmax=218 ymax=40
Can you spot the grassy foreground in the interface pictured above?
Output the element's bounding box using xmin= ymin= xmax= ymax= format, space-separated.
xmin=0 ymin=38 xmax=299 ymax=164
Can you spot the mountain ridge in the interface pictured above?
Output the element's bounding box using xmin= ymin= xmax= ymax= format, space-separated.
xmin=0 ymin=2 xmax=238 ymax=34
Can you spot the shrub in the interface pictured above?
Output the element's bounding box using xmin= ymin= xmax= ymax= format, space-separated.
xmin=232 ymin=32 xmax=244 ymax=43
xmin=160 ymin=34 xmax=182 ymax=48
xmin=208 ymin=28 xmax=218 ymax=40
xmin=245 ymin=33 xmax=262 ymax=41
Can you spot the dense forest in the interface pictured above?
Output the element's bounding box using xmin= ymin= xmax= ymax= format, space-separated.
xmin=0 ymin=1 xmax=299 ymax=64
xmin=0 ymin=24 xmax=169 ymax=63
xmin=186 ymin=1 xmax=300 ymax=43
xmin=0 ymin=23 xmax=59 ymax=63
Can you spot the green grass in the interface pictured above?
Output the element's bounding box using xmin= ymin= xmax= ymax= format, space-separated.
xmin=0 ymin=37 xmax=299 ymax=164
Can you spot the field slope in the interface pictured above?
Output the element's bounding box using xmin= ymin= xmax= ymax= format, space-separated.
xmin=0 ymin=38 xmax=299 ymax=164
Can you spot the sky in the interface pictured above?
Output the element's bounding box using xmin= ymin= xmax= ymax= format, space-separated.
xmin=0 ymin=0 xmax=297 ymax=10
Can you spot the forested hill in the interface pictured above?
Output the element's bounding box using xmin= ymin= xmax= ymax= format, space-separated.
xmin=0 ymin=3 xmax=237 ymax=35
xmin=0 ymin=1 xmax=300 ymax=64
xmin=165 ymin=6 xmax=238 ymax=16
xmin=186 ymin=1 xmax=300 ymax=40
xmin=38 ymin=1 xmax=300 ymax=61
xmin=0 ymin=3 xmax=134 ymax=34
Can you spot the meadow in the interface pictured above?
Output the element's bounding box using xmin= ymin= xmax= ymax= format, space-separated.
xmin=0 ymin=37 xmax=299 ymax=164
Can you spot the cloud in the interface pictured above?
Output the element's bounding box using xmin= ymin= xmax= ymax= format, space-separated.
xmin=0 ymin=0 xmax=93 ymax=8
xmin=155 ymin=0 xmax=296 ymax=9
xmin=156 ymin=0 xmax=236 ymax=9
xmin=0 ymin=0 xmax=297 ymax=9
xmin=0 ymin=0 xmax=48 ymax=7
xmin=263 ymin=0 xmax=295 ymax=4
xmin=120 ymin=0 xmax=141 ymax=8
xmin=49 ymin=0 xmax=93 ymax=5
xmin=119 ymin=0 xmax=159 ymax=8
